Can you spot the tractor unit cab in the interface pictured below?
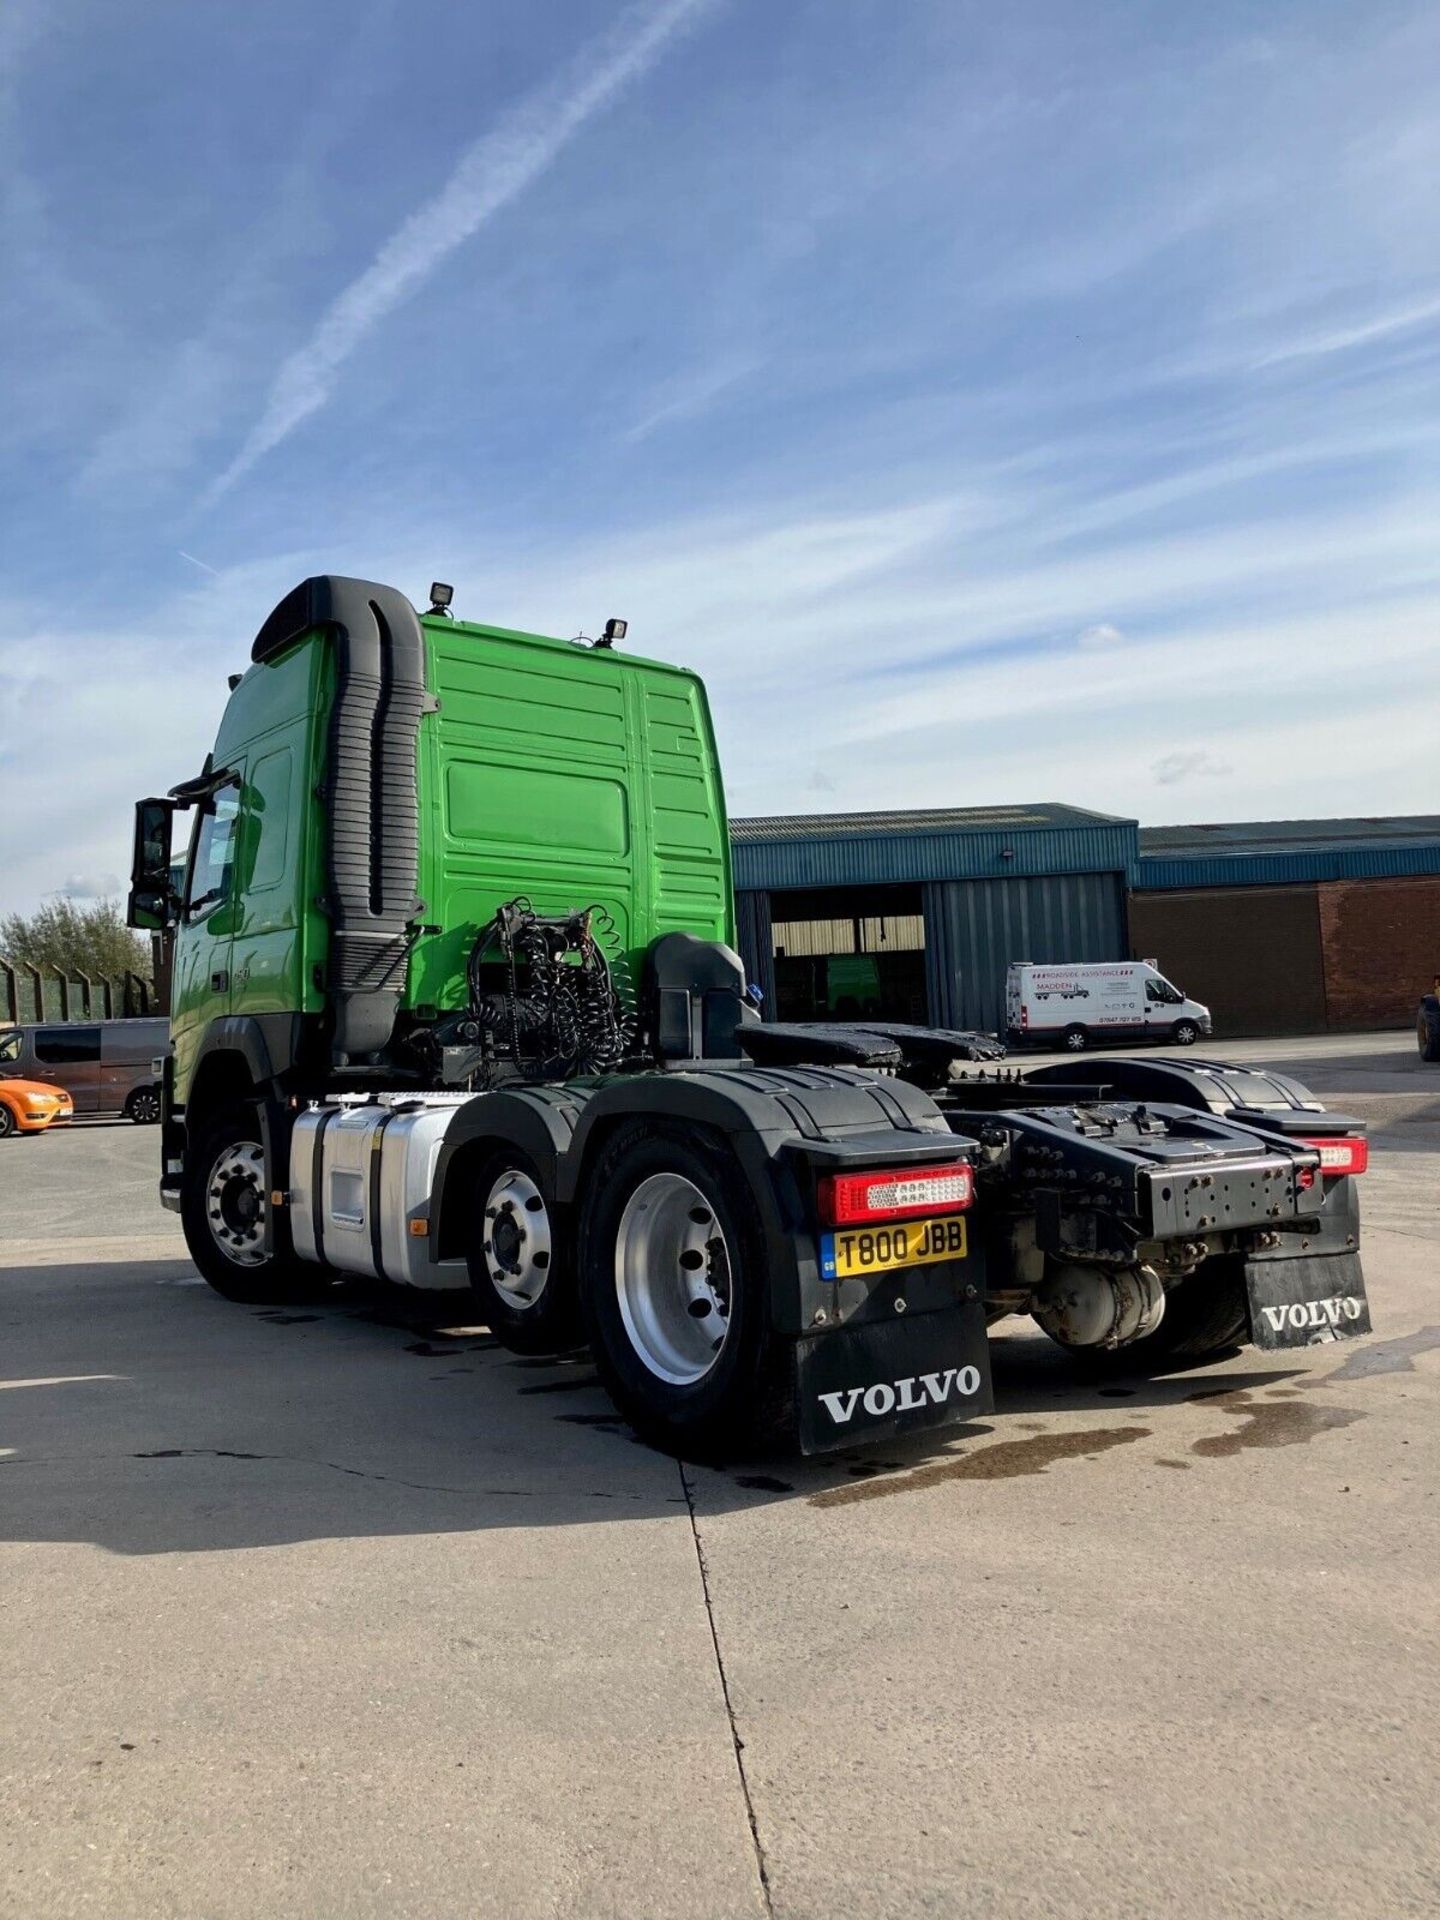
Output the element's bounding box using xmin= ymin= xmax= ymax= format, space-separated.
xmin=130 ymin=576 xmax=1373 ymax=1460
xmin=128 ymin=576 xmax=743 ymax=1114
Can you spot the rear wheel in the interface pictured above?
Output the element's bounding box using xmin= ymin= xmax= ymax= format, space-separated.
xmin=465 ymin=1147 xmax=580 ymax=1354
xmin=579 ymin=1121 xmax=790 ymax=1457
xmin=1171 ymin=1020 xmax=1199 ymax=1046
xmin=1419 ymin=996 xmax=1440 ymax=1064
xmin=181 ymin=1103 xmax=326 ymax=1304
xmin=1062 ymin=1025 xmax=1088 ymax=1052
xmin=125 ymin=1087 xmax=162 ymax=1124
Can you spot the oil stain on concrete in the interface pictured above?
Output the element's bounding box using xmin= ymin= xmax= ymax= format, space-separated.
xmin=1189 ymin=1389 xmax=1364 ymax=1457
xmin=1319 ymin=1326 xmax=1440 ymax=1381
xmin=809 ymin=1426 xmax=1150 ymax=1507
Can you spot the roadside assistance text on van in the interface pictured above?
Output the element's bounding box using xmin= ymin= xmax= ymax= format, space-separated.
xmin=1006 ymin=962 xmax=1212 ymax=1052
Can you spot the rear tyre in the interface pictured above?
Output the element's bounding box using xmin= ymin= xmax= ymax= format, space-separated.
xmin=1052 ymin=1255 xmax=1250 ymax=1369
xmin=181 ymin=1103 xmax=327 ymax=1304
xmin=1062 ymin=1025 xmax=1088 ymax=1052
xmin=1419 ymin=996 xmax=1440 ymax=1065
xmin=579 ymin=1121 xmax=791 ymax=1458
xmin=125 ymin=1087 xmax=162 ymax=1124
xmin=1171 ymin=1020 xmax=1199 ymax=1046
xmin=465 ymin=1147 xmax=581 ymax=1355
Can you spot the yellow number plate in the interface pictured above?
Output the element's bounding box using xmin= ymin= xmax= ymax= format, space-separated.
xmin=820 ymin=1214 xmax=968 ymax=1281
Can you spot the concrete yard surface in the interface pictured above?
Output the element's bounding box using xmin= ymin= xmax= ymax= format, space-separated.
xmin=1 ymin=1033 xmax=1437 ymax=1918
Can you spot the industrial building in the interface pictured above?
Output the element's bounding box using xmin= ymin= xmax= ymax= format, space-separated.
xmin=732 ymin=807 xmax=1440 ymax=1038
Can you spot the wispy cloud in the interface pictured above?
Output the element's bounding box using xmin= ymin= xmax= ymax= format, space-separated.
xmin=204 ymin=0 xmax=719 ymax=503
xmin=1251 ymin=291 xmax=1440 ymax=370
xmin=1151 ymin=748 xmax=1233 ymax=786
xmin=1077 ymin=622 xmax=1125 ymax=649
xmin=624 ymin=353 xmax=760 ymax=442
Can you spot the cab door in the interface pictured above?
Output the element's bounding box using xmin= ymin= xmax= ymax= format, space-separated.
xmin=1142 ymin=974 xmax=1182 ymax=1037
xmin=229 ymin=728 xmax=307 ymax=1027
xmin=170 ymin=778 xmax=242 ymax=1100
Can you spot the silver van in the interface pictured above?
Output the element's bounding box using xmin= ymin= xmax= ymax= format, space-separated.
xmin=0 ymin=1017 xmax=168 ymax=1121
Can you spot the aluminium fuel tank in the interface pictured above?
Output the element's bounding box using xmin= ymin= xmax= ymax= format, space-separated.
xmin=289 ymin=1096 xmax=472 ymax=1289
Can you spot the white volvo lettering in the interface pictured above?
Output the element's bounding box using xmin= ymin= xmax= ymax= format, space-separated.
xmin=817 ymin=1388 xmax=864 ymax=1425
xmin=1260 ymin=1296 xmax=1363 ymax=1335
xmin=817 ymin=1364 xmax=983 ymax=1425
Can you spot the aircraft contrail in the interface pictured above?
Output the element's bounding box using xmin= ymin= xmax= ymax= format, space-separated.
xmin=204 ymin=0 xmax=719 ymax=504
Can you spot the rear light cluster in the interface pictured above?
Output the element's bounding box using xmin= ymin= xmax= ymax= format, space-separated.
xmin=818 ymin=1161 xmax=974 ymax=1226
xmin=1299 ymin=1136 xmax=1369 ymax=1176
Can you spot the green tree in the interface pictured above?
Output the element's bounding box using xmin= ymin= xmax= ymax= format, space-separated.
xmin=1 ymin=897 xmax=151 ymax=983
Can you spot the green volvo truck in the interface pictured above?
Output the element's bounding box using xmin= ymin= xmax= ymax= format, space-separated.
xmin=129 ymin=577 xmax=1372 ymax=1455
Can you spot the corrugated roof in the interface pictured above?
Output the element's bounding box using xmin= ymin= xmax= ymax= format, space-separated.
xmin=732 ymin=802 xmax=1132 ymax=843
xmin=1140 ymin=815 xmax=1440 ymax=857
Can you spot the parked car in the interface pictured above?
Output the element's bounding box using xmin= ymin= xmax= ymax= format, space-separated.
xmin=0 ymin=1017 xmax=167 ymax=1121
xmin=1006 ymin=960 xmax=1212 ymax=1051
xmin=0 ymin=1074 xmax=74 ymax=1137
xmin=1419 ymin=980 xmax=1440 ymax=1063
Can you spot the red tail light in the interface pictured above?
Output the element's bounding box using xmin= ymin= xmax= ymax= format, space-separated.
xmin=1298 ymin=1136 xmax=1369 ymax=1176
xmin=818 ymin=1161 xmax=974 ymax=1226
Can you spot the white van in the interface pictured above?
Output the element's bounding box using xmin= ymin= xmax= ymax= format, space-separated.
xmin=1006 ymin=961 xmax=1212 ymax=1052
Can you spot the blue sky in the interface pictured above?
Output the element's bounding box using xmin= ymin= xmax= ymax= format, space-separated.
xmin=1 ymin=0 xmax=1437 ymax=911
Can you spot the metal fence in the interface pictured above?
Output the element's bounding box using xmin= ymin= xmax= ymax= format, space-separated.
xmin=0 ymin=958 xmax=156 ymax=1026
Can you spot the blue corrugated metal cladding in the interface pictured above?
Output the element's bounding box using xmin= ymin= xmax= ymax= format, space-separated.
xmin=731 ymin=821 xmax=1138 ymax=892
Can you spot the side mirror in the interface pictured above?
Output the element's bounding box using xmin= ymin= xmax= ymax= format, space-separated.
xmin=127 ymin=798 xmax=180 ymax=930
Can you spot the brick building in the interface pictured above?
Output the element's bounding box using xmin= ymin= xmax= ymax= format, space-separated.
xmin=1130 ymin=817 xmax=1440 ymax=1035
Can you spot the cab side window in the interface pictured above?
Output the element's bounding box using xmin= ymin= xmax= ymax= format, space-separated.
xmin=0 ymin=1031 xmax=20 ymax=1063
xmin=247 ymin=746 xmax=293 ymax=893
xmin=187 ymin=783 xmax=241 ymax=919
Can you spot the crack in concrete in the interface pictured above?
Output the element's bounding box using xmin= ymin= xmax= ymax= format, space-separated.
xmin=679 ymin=1460 xmax=773 ymax=1918
xmin=118 ymin=1448 xmax=666 ymax=1502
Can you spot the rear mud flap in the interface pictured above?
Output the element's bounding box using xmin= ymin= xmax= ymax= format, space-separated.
xmin=794 ymin=1298 xmax=993 ymax=1455
xmin=1244 ymin=1251 xmax=1371 ymax=1350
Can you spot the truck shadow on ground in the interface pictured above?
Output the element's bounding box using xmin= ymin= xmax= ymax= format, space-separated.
xmin=0 ymin=1259 xmax=1340 ymax=1556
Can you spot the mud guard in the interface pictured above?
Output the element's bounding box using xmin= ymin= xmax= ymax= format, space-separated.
xmin=1243 ymin=1251 xmax=1371 ymax=1350
xmin=794 ymin=1296 xmax=993 ymax=1454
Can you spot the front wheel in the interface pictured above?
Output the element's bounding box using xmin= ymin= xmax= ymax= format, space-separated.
xmin=125 ymin=1087 xmax=162 ymax=1124
xmin=1419 ymin=996 xmax=1440 ymax=1064
xmin=1171 ymin=1020 xmax=1199 ymax=1046
xmin=578 ymin=1121 xmax=791 ymax=1457
xmin=465 ymin=1148 xmax=581 ymax=1355
xmin=181 ymin=1103 xmax=326 ymax=1304
xmin=0 ymin=1104 xmax=15 ymax=1139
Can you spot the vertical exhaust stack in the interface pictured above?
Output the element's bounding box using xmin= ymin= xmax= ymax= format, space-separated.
xmin=252 ymin=576 xmax=427 ymax=1065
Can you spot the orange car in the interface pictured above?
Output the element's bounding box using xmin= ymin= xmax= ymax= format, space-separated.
xmin=0 ymin=1077 xmax=75 ymax=1138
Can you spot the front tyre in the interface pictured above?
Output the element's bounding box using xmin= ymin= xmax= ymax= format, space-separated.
xmin=181 ymin=1103 xmax=323 ymax=1304
xmin=1171 ymin=1020 xmax=1200 ymax=1046
xmin=125 ymin=1087 xmax=162 ymax=1124
xmin=579 ymin=1121 xmax=791 ymax=1458
xmin=465 ymin=1148 xmax=581 ymax=1355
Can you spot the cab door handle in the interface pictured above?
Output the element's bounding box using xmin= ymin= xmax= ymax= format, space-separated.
xmin=211 ymin=969 xmax=229 ymax=991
